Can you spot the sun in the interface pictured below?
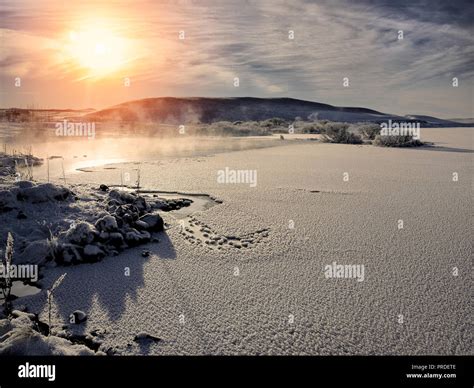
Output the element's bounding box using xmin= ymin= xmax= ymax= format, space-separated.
xmin=66 ymin=26 xmax=129 ymax=77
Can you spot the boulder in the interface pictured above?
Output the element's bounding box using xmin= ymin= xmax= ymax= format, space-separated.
xmin=14 ymin=181 xmax=34 ymax=189
xmin=108 ymin=232 xmax=125 ymax=248
xmin=108 ymin=190 xmax=149 ymax=212
xmin=133 ymin=196 xmax=149 ymax=212
xmin=133 ymin=332 xmax=161 ymax=343
xmin=63 ymin=222 xmax=98 ymax=246
xmin=57 ymin=243 xmax=82 ymax=264
xmin=134 ymin=220 xmax=150 ymax=230
xmin=122 ymin=213 xmax=134 ymax=225
xmin=139 ymin=213 xmax=164 ymax=232
xmin=95 ymin=215 xmax=118 ymax=232
xmin=108 ymin=190 xmax=136 ymax=205
xmin=114 ymin=204 xmax=140 ymax=222
xmin=124 ymin=230 xmax=151 ymax=246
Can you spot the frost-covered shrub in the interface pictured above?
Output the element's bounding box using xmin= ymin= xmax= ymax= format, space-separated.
xmin=321 ymin=123 xmax=362 ymax=144
xmin=373 ymin=135 xmax=423 ymax=147
xmin=196 ymin=122 xmax=271 ymax=136
xmin=259 ymin=118 xmax=287 ymax=128
xmin=301 ymin=123 xmax=322 ymax=134
xmin=358 ymin=124 xmax=381 ymax=140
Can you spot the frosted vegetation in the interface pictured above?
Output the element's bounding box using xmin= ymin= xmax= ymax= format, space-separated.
xmin=0 ymin=107 xmax=424 ymax=147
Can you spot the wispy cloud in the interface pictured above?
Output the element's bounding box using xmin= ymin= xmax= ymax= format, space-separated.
xmin=0 ymin=0 xmax=472 ymax=117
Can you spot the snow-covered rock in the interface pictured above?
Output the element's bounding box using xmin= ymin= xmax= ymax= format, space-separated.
xmin=57 ymin=243 xmax=82 ymax=264
xmin=108 ymin=189 xmax=136 ymax=204
xmin=108 ymin=232 xmax=125 ymax=247
xmin=14 ymin=181 xmax=34 ymax=189
xmin=0 ymin=310 xmax=102 ymax=355
xmin=17 ymin=183 xmax=72 ymax=203
xmin=95 ymin=215 xmax=118 ymax=232
xmin=134 ymin=220 xmax=150 ymax=230
xmin=62 ymin=221 xmax=98 ymax=245
xmin=139 ymin=213 xmax=164 ymax=231
xmin=108 ymin=190 xmax=149 ymax=212
xmin=133 ymin=332 xmax=161 ymax=342
xmin=124 ymin=230 xmax=151 ymax=246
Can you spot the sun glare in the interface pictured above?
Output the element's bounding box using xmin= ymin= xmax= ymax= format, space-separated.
xmin=66 ymin=25 xmax=129 ymax=77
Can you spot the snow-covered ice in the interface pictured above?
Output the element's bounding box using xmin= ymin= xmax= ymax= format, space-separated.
xmin=1 ymin=127 xmax=472 ymax=355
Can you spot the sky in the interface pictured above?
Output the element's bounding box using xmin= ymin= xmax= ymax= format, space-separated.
xmin=0 ymin=0 xmax=473 ymax=118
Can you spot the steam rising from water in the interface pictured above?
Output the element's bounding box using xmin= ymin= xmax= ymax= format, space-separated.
xmin=9 ymin=135 xmax=283 ymax=179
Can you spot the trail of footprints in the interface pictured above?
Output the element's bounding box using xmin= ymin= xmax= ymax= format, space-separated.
xmin=179 ymin=216 xmax=269 ymax=250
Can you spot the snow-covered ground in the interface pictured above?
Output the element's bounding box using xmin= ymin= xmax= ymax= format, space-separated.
xmin=2 ymin=127 xmax=472 ymax=355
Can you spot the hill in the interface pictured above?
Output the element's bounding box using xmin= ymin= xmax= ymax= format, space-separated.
xmin=84 ymin=97 xmax=462 ymax=126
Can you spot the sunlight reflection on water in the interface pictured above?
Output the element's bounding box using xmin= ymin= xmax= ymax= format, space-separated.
xmin=11 ymin=135 xmax=285 ymax=180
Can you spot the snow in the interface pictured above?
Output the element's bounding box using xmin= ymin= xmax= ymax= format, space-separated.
xmin=1 ymin=127 xmax=472 ymax=355
xmin=0 ymin=311 xmax=99 ymax=355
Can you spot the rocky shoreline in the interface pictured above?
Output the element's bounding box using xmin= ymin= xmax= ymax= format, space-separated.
xmin=0 ymin=152 xmax=195 ymax=355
